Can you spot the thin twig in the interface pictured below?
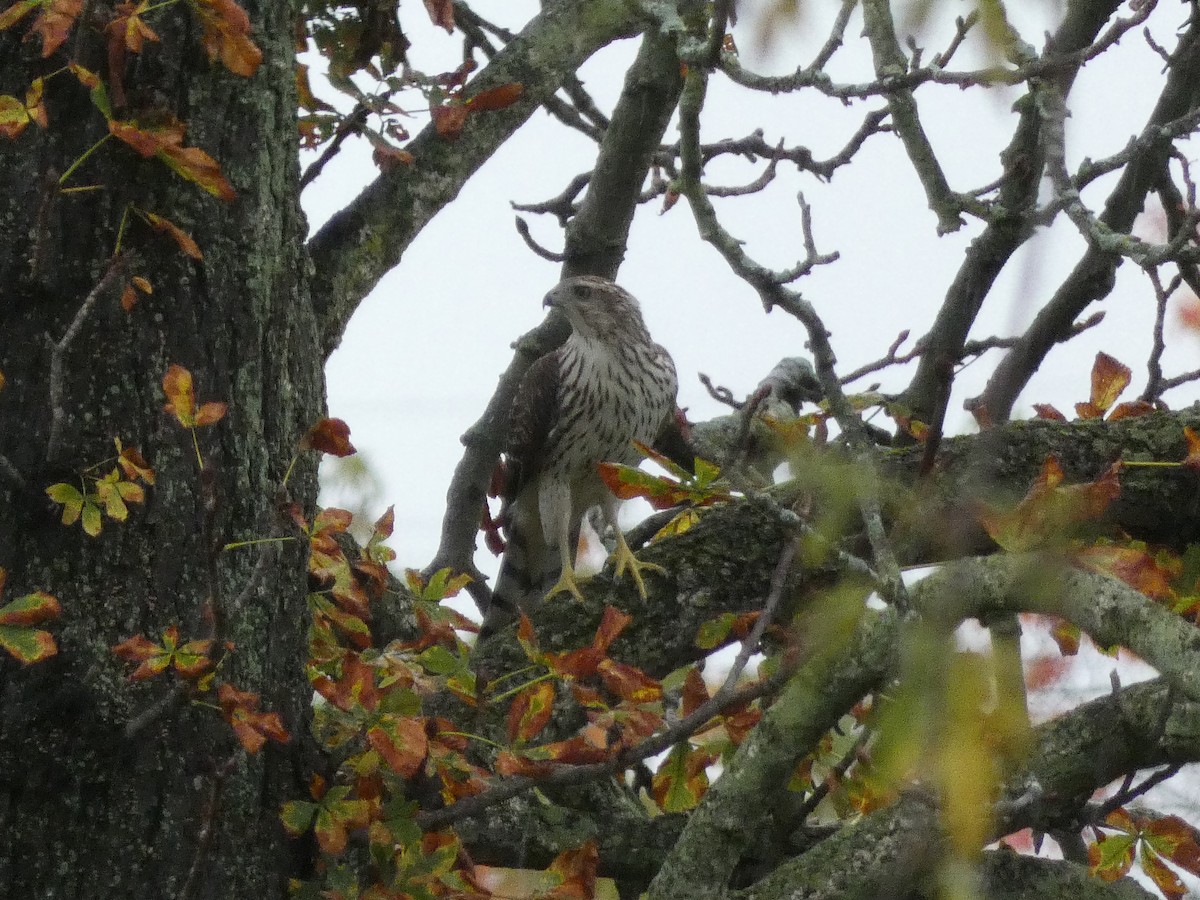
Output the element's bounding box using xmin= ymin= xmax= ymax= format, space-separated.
xmin=792 ymin=718 xmax=872 ymax=822
xmin=176 ymin=751 xmax=240 ymax=900
xmin=416 ymin=665 xmax=792 ymax=831
xmin=514 ymin=217 xmax=567 ymax=263
xmin=46 ymin=255 xmax=130 ymax=463
xmin=299 ymin=105 xmax=369 ymax=190
xmin=698 ymin=373 xmax=741 ymax=409
xmin=1090 ymin=764 xmax=1183 ymax=822
xmin=0 ymin=454 xmax=28 ymax=493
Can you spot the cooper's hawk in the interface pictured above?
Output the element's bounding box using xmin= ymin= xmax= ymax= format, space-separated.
xmin=484 ymin=276 xmax=681 ymax=634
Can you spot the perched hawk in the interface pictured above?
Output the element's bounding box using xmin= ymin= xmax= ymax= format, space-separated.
xmin=484 ymin=276 xmax=681 ymax=634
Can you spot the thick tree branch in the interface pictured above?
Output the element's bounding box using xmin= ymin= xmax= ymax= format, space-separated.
xmin=561 ymin=27 xmax=683 ymax=278
xmin=307 ymin=0 xmax=646 ymax=354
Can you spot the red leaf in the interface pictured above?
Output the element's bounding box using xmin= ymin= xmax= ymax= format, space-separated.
xmin=592 ymin=605 xmax=631 ymax=653
xmin=30 ymin=0 xmax=82 ymax=56
xmin=191 ymin=0 xmax=262 ymax=75
xmin=301 ymin=417 xmax=355 ymax=456
xmin=596 ymin=659 xmax=661 ymax=703
xmin=1032 ymin=404 xmax=1067 ymax=421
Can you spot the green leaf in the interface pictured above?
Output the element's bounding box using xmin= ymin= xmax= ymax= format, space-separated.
xmin=417 ymin=644 xmax=462 ymax=676
xmin=46 ymin=482 xmax=83 ymax=526
xmin=695 ymin=612 xmax=735 ymax=650
xmin=82 ymin=502 xmax=102 ymax=537
xmin=280 ymin=800 xmax=318 ymax=836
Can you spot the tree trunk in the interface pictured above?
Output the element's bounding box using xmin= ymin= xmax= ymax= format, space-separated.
xmin=0 ymin=2 xmax=319 ymax=894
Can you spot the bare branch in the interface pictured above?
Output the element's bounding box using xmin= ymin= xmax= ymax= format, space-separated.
xmin=514 ymin=217 xmax=567 ymax=262
xmin=861 ymin=0 xmax=963 ymax=234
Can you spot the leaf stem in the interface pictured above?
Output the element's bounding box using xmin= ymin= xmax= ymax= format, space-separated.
xmin=223 ymin=536 xmax=297 ymax=551
xmin=59 ymin=133 xmax=112 ymax=186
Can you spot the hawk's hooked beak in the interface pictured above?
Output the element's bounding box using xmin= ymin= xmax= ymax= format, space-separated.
xmin=543 ymin=294 xmax=559 ymax=310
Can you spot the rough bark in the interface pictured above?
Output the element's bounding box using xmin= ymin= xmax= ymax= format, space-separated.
xmin=0 ymin=3 xmax=319 ymax=895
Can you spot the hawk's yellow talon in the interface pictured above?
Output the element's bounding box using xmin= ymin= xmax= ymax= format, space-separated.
xmin=611 ymin=533 xmax=665 ymax=599
xmin=544 ymin=564 xmax=587 ymax=602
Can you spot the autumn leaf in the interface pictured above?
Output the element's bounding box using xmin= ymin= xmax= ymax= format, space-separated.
xmin=0 ymin=571 xmax=61 ymax=665
xmin=191 ymin=0 xmax=263 ymax=76
xmin=300 ymin=417 xmax=355 ymax=456
xmin=505 ymin=679 xmax=555 ymax=744
xmin=30 ymin=0 xmax=83 ymax=56
xmin=366 ymin=714 xmax=428 ymax=777
xmin=0 ymin=80 xmax=47 ymax=139
xmin=144 ymin=212 xmax=203 ymax=259
xmin=431 ymin=103 xmax=468 ymax=140
xmin=281 ymin=784 xmax=371 ymax=854
xmin=466 ymin=83 xmax=524 ymax=112
xmin=0 ymin=0 xmax=37 ymax=31
xmin=116 ymin=440 xmax=155 ymax=484
xmin=218 ymin=682 xmax=290 ymax=753
xmin=651 ymin=743 xmax=715 ymax=812
xmin=1032 ymin=403 xmax=1067 ymax=421
xmin=163 ymin=364 xmax=226 ymax=427
xmin=423 ymin=0 xmax=453 ymax=32
xmin=596 ymin=659 xmax=661 ymax=703
xmin=1075 ymin=352 xmax=1131 ymax=420
xmin=110 ymin=119 xmax=236 ymax=200
xmin=113 ymin=625 xmax=213 ymax=680
xmin=544 ymin=839 xmax=598 ymax=899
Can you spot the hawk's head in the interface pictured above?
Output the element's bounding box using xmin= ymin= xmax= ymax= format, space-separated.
xmin=544 ymin=276 xmax=649 ymax=342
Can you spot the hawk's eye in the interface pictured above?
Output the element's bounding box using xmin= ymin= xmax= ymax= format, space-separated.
xmin=572 ymin=284 xmax=589 ymax=299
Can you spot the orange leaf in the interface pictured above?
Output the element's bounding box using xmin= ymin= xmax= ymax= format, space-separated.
xmin=681 ymin=667 xmax=709 ymax=717
xmin=1032 ymin=404 xmax=1067 ymax=421
xmin=467 ymin=83 xmax=524 ymax=112
xmin=366 ymin=715 xmax=428 ymax=777
xmin=1088 ymin=352 xmax=1132 ymax=416
xmin=120 ymin=284 xmax=137 ymax=312
xmin=30 ymin=0 xmax=82 ymax=56
xmin=1076 ymin=544 xmax=1176 ymax=601
xmin=162 ymin=364 xmax=197 ymax=426
xmin=1107 ymin=400 xmax=1155 ymax=421
xmin=545 ymin=840 xmax=598 ymax=900
xmin=144 ymin=212 xmax=203 ymax=259
xmin=194 ymin=401 xmax=227 ymax=426
xmin=592 ymin=605 xmax=631 ymax=653
xmin=218 ymin=682 xmax=289 ymax=753
xmin=596 ymin=659 xmax=661 ymax=703
xmin=0 ymin=0 xmax=38 ymax=31
xmin=1184 ymin=427 xmax=1200 ymax=471
xmin=431 ymin=104 xmax=468 ymax=139
xmin=192 ymin=0 xmax=262 ymax=76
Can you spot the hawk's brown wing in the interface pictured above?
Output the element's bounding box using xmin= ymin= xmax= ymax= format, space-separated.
xmin=502 ymin=350 xmax=562 ymax=506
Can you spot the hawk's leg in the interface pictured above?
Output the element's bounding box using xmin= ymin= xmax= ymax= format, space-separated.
xmin=603 ymin=498 xmax=664 ymax=599
xmin=541 ymin=482 xmax=586 ymax=602
xmin=544 ymin=543 xmax=586 ymax=602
